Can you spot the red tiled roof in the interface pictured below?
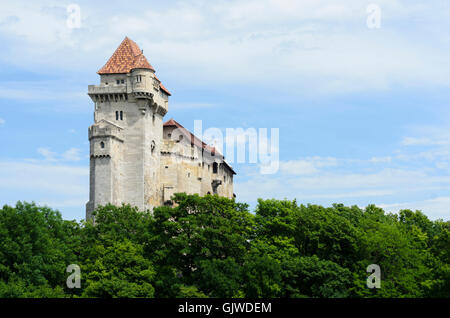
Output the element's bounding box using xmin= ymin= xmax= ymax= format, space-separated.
xmin=98 ymin=37 xmax=154 ymax=74
xmin=97 ymin=37 xmax=171 ymax=96
xmin=154 ymin=75 xmax=171 ymax=96
xmin=163 ymin=118 xmax=236 ymax=174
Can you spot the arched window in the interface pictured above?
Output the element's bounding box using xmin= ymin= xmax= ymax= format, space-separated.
xmin=115 ymin=111 xmax=119 ymax=120
xmin=100 ymin=142 xmax=105 ymax=149
xmin=120 ymin=111 xmax=123 ymax=120
xmin=213 ymin=162 xmax=218 ymax=174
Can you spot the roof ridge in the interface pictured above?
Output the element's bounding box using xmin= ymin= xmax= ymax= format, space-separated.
xmin=162 ymin=119 xmax=236 ymax=174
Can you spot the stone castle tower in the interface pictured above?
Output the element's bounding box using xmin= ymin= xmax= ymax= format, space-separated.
xmin=86 ymin=37 xmax=235 ymax=219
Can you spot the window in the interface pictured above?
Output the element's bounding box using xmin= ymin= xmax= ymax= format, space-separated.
xmin=100 ymin=142 xmax=105 ymax=149
xmin=121 ymin=79 xmax=125 ymax=84
xmin=136 ymin=75 xmax=142 ymax=83
xmin=168 ymin=133 xmax=172 ymax=138
xmin=120 ymin=111 xmax=123 ymax=120
xmin=151 ymin=140 xmax=155 ymax=153
xmin=116 ymin=79 xmax=120 ymax=85
xmin=213 ymin=162 xmax=218 ymax=174
xmin=115 ymin=111 xmax=119 ymax=120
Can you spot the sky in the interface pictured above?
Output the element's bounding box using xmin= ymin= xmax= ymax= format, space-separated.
xmin=1 ymin=0 xmax=450 ymax=221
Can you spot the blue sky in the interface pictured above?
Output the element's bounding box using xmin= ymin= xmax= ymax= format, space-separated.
xmin=1 ymin=0 xmax=450 ymax=220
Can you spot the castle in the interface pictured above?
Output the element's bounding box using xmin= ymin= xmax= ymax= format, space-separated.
xmin=86 ymin=37 xmax=235 ymax=219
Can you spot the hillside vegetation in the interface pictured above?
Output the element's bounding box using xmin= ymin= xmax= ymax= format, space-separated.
xmin=0 ymin=194 xmax=448 ymax=298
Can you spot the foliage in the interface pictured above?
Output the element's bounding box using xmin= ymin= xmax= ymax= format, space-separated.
xmin=0 ymin=196 xmax=448 ymax=298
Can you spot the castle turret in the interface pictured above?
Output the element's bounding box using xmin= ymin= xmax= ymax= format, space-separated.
xmin=86 ymin=37 xmax=171 ymax=219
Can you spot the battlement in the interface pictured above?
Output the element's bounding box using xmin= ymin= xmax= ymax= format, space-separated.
xmin=88 ymin=84 xmax=127 ymax=95
xmin=88 ymin=123 xmax=124 ymax=142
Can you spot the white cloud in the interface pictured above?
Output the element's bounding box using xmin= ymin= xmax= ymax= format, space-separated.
xmin=170 ymin=102 xmax=219 ymax=110
xmin=402 ymin=137 xmax=429 ymax=146
xmin=235 ymin=153 xmax=450 ymax=220
xmin=62 ymin=148 xmax=82 ymax=162
xmin=0 ymin=118 xmax=5 ymax=126
xmin=279 ymin=157 xmax=337 ymax=176
xmin=0 ymin=160 xmax=88 ymax=220
xmin=0 ymin=81 xmax=88 ymax=106
xmin=0 ymin=160 xmax=88 ymax=196
xmin=379 ymin=197 xmax=450 ymax=220
xmin=37 ymin=147 xmax=83 ymax=162
xmin=37 ymin=147 xmax=58 ymax=162
xmin=369 ymin=156 xmax=392 ymax=163
xmin=1 ymin=1 xmax=450 ymax=94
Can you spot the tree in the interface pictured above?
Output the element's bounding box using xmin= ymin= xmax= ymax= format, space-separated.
xmin=149 ymin=193 xmax=254 ymax=297
xmin=0 ymin=202 xmax=78 ymax=297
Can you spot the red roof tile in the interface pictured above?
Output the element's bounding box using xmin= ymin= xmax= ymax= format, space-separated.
xmin=97 ymin=37 xmax=171 ymax=96
xmin=154 ymin=75 xmax=171 ymax=96
xmin=163 ymin=118 xmax=235 ymax=174
xmin=98 ymin=37 xmax=154 ymax=74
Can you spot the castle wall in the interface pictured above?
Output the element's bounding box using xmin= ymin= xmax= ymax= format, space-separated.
xmin=86 ymin=39 xmax=234 ymax=219
xmin=160 ymin=126 xmax=234 ymax=204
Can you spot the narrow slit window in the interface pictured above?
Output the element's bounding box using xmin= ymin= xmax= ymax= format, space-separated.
xmin=120 ymin=111 xmax=123 ymax=120
xmin=116 ymin=111 xmax=119 ymax=120
xmin=100 ymin=142 xmax=105 ymax=149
